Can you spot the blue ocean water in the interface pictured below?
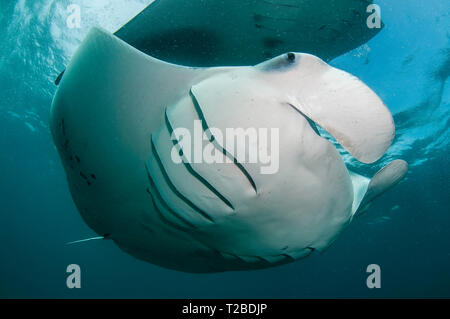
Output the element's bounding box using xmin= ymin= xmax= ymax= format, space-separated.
xmin=0 ymin=0 xmax=449 ymax=298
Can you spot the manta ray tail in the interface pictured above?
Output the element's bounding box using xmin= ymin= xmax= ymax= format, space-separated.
xmin=66 ymin=234 xmax=110 ymax=245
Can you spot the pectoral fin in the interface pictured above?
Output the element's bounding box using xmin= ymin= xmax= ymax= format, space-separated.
xmin=354 ymin=159 xmax=409 ymax=217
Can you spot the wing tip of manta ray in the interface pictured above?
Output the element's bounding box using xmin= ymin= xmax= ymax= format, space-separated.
xmin=54 ymin=26 xmax=195 ymax=87
xmin=370 ymin=159 xmax=409 ymax=193
xmin=356 ymin=159 xmax=408 ymax=216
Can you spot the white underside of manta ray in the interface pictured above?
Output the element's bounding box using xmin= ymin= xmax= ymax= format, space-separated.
xmin=50 ymin=27 xmax=407 ymax=273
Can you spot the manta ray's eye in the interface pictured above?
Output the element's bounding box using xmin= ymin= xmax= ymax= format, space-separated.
xmin=287 ymin=52 xmax=295 ymax=62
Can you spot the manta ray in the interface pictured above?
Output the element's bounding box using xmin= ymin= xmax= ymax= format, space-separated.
xmin=114 ymin=0 xmax=383 ymax=66
xmin=51 ymin=1 xmax=407 ymax=273
xmin=56 ymin=0 xmax=383 ymax=83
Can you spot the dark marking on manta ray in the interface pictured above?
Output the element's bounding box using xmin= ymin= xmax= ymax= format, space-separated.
xmin=91 ymin=174 xmax=96 ymax=180
xmin=122 ymin=27 xmax=221 ymax=67
xmin=75 ymin=155 xmax=80 ymax=163
xmin=254 ymin=23 xmax=279 ymax=33
xmin=327 ymin=28 xmax=344 ymax=40
xmin=342 ymin=19 xmax=356 ymax=26
xmin=263 ymin=51 xmax=274 ymax=58
xmin=61 ymin=118 xmax=66 ymax=137
xmin=352 ymin=9 xmax=362 ymax=17
xmin=261 ymin=0 xmax=300 ymax=9
xmin=253 ymin=13 xmax=264 ymax=22
xmin=253 ymin=13 xmax=297 ymax=23
xmin=55 ymin=70 xmax=65 ymax=85
xmin=263 ymin=37 xmax=284 ymax=49
xmin=253 ymin=14 xmax=264 ymax=23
